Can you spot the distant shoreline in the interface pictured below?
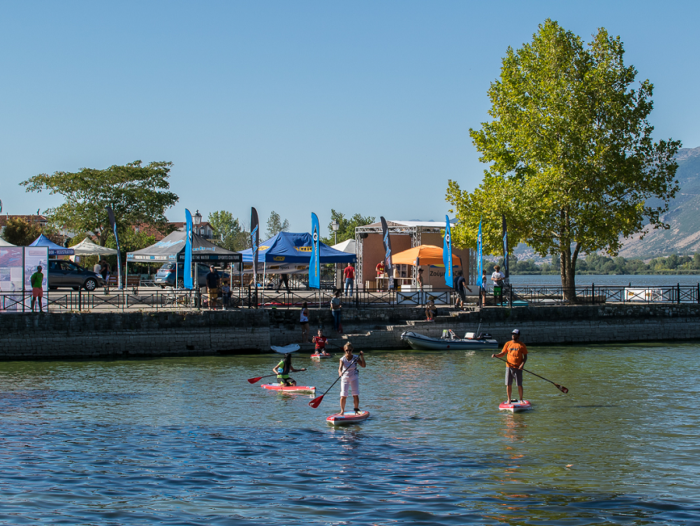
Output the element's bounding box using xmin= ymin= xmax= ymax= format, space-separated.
xmin=512 ymin=270 xmax=700 ymax=276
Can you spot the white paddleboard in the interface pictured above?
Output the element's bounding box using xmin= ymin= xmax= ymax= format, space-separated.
xmin=271 ymin=344 xmax=301 ymax=354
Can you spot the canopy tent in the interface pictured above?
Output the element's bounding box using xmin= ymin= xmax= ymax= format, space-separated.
xmin=0 ymin=238 xmax=15 ymax=247
xmin=391 ymin=245 xmax=460 ymax=267
xmin=71 ymin=237 xmax=118 ymax=256
xmin=331 ymin=239 xmax=356 ymax=254
xmin=29 ymin=234 xmax=74 ymax=256
xmin=239 ymin=232 xmax=356 ymax=264
xmin=127 ymin=230 xmax=240 ymax=264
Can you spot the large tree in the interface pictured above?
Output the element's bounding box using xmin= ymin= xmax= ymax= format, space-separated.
xmin=21 ymin=160 xmax=179 ymax=246
xmin=208 ymin=210 xmax=250 ymax=251
xmin=446 ymin=20 xmax=680 ymax=300
xmin=322 ymin=210 xmax=375 ymax=245
xmin=265 ymin=211 xmax=289 ymax=239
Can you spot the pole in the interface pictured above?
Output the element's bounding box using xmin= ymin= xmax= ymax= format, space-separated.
xmin=262 ymin=261 xmax=266 ymax=309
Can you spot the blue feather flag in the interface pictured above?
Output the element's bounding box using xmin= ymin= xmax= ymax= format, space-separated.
xmin=184 ymin=209 xmax=193 ymax=289
xmin=443 ymin=215 xmax=453 ymax=288
xmin=309 ymin=212 xmax=320 ymax=289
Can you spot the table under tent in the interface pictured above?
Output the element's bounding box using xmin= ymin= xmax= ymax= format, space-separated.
xmin=126 ymin=230 xmax=242 ymax=289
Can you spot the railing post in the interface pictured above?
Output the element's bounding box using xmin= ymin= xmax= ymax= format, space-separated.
xmin=678 ymin=283 xmax=681 ymax=305
xmin=78 ymin=288 xmax=82 ymax=312
xmin=592 ymin=283 xmax=595 ymax=304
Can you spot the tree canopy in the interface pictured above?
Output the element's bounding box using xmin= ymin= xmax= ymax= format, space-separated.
xmin=446 ymin=20 xmax=681 ymax=297
xmin=1 ymin=218 xmax=43 ymax=246
xmin=208 ymin=210 xmax=250 ymax=251
xmin=21 ymin=160 xmax=179 ymax=246
xmin=322 ymin=210 xmax=375 ymax=245
xmin=266 ymin=211 xmax=289 ymax=239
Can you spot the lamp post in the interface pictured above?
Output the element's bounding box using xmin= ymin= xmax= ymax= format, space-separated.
xmin=194 ymin=210 xmax=202 ymax=233
xmin=193 ymin=210 xmax=202 ymax=303
xmin=331 ymin=219 xmax=339 ymax=245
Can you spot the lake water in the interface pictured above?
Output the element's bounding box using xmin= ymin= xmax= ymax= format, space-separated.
xmin=509 ymin=274 xmax=700 ymax=286
xmin=0 ymin=346 xmax=698 ymax=525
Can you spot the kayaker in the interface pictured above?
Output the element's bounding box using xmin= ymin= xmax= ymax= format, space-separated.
xmin=339 ymin=343 xmax=366 ymax=414
xmin=273 ymin=353 xmax=306 ymax=386
xmin=491 ymin=329 xmax=528 ymax=403
xmin=312 ymin=329 xmax=330 ymax=356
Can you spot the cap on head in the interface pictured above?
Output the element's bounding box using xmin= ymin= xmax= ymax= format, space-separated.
xmin=512 ymin=329 xmax=520 ymax=335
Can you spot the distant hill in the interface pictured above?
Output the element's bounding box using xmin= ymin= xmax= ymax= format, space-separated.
xmin=618 ymin=146 xmax=700 ymax=258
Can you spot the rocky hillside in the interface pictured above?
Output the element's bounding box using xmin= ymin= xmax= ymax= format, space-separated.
xmin=618 ymin=146 xmax=700 ymax=258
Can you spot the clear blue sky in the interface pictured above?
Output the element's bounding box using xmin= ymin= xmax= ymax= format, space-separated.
xmin=1 ymin=1 xmax=698 ymax=237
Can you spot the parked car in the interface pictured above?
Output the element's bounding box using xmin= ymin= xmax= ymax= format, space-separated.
xmin=155 ymin=262 xmax=217 ymax=288
xmin=48 ymin=260 xmax=105 ymax=291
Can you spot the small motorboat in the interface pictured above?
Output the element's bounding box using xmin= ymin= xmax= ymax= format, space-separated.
xmin=401 ymin=330 xmax=499 ymax=351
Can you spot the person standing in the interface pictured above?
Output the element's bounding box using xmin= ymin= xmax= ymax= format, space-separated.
xmin=205 ymin=265 xmax=220 ymax=309
xmin=300 ymin=302 xmax=310 ymax=343
xmin=330 ymin=290 xmax=342 ymax=333
xmin=30 ymin=266 xmax=44 ymax=313
xmin=491 ymin=329 xmax=528 ymax=404
xmin=93 ymin=260 xmax=102 ymax=275
xmin=338 ymin=343 xmax=366 ymax=414
xmin=100 ymin=261 xmax=110 ymax=283
xmin=273 ymin=353 xmax=306 ymax=386
xmin=454 ymin=270 xmax=466 ymax=310
xmin=312 ymin=329 xmax=329 ymax=356
xmin=375 ymin=260 xmax=385 ymax=289
xmin=491 ymin=265 xmax=505 ymax=305
xmin=277 ymin=273 xmax=290 ymax=293
xmin=343 ymin=263 xmax=355 ymax=297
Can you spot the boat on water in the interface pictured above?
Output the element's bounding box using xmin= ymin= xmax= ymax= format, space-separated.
xmin=401 ymin=330 xmax=499 ymax=351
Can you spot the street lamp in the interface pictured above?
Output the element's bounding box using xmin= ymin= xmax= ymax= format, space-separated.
xmin=194 ymin=210 xmax=202 ymax=235
xmin=331 ymin=219 xmax=339 ymax=245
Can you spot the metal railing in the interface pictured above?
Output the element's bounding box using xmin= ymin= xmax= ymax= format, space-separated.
xmin=506 ymin=283 xmax=700 ymax=305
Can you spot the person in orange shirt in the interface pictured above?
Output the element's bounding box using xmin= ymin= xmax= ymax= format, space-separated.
xmin=492 ymin=329 xmax=528 ymax=403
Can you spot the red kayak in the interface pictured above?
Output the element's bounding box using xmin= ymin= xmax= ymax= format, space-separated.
xmin=310 ymin=353 xmax=331 ymax=359
xmin=326 ymin=410 xmax=370 ymax=425
xmin=499 ymin=400 xmax=532 ymax=413
xmin=261 ymin=384 xmax=316 ymax=394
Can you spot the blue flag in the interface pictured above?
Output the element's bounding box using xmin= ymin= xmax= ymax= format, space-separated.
xmin=309 ymin=212 xmax=320 ymax=289
xmin=502 ymin=214 xmax=509 ymax=280
xmin=443 ymin=215 xmax=453 ymax=288
xmin=476 ymin=220 xmax=483 ymax=288
xmin=184 ymin=209 xmax=193 ymax=289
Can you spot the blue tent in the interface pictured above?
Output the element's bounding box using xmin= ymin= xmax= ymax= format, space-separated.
xmin=239 ymin=232 xmax=355 ymax=264
xmin=29 ymin=234 xmax=74 ymax=256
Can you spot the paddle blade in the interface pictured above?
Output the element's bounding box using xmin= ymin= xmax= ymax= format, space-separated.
xmin=556 ymin=384 xmax=569 ymax=394
xmin=247 ymin=377 xmax=263 ymax=384
xmin=308 ymin=394 xmax=324 ymax=408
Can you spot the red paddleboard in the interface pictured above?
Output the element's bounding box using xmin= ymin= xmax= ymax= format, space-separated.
xmin=310 ymin=353 xmax=331 ymax=359
xmin=261 ymin=384 xmax=315 ymax=394
xmin=326 ymin=410 xmax=370 ymax=425
xmin=499 ymin=400 xmax=532 ymax=413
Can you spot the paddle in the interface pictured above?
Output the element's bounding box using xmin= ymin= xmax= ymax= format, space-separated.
xmin=493 ymin=356 xmax=569 ymax=394
xmin=308 ymin=354 xmax=361 ymax=408
xmin=247 ymin=369 xmax=306 ymax=384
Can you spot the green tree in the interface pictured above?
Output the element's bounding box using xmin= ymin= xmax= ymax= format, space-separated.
xmin=1 ymin=217 xmax=42 ymax=246
xmin=266 ymin=211 xmax=289 ymax=239
xmin=208 ymin=211 xmax=249 ymax=251
xmin=21 ymin=160 xmax=179 ymax=246
xmin=322 ymin=210 xmax=375 ymax=245
xmin=446 ymin=20 xmax=680 ymax=300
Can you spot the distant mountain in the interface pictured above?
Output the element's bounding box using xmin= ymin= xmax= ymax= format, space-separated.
xmin=618 ymin=146 xmax=700 ymax=258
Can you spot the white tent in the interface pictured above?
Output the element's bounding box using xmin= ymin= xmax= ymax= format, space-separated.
xmin=332 ymin=239 xmax=356 ymax=254
xmin=0 ymin=237 xmax=15 ymax=247
xmin=71 ymin=237 xmax=118 ymax=256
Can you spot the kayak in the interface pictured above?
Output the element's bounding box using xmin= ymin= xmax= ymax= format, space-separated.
xmin=326 ymin=410 xmax=370 ymax=425
xmin=310 ymin=353 xmax=331 ymax=359
xmin=261 ymin=383 xmax=316 ymax=394
xmin=499 ymin=400 xmax=532 ymax=413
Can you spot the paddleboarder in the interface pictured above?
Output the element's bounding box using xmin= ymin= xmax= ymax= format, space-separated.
xmin=339 ymin=343 xmax=366 ymax=414
xmin=273 ymin=353 xmax=306 ymax=387
xmin=491 ymin=329 xmax=528 ymax=404
xmin=312 ymin=329 xmax=330 ymax=357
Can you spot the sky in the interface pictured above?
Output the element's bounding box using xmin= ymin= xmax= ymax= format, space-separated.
xmin=1 ymin=1 xmax=698 ymax=238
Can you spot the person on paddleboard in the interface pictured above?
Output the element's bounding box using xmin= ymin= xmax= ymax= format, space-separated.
xmin=491 ymin=329 xmax=528 ymax=404
xmin=312 ymin=329 xmax=330 ymax=356
xmin=339 ymin=343 xmax=366 ymax=414
xmin=273 ymin=353 xmax=306 ymax=386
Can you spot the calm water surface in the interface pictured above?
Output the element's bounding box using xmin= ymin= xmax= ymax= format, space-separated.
xmin=0 ymin=345 xmax=698 ymax=525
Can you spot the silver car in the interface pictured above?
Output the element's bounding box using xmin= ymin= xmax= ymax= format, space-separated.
xmin=48 ymin=260 xmax=105 ymax=291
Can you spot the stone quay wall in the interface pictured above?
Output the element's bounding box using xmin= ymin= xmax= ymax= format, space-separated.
xmin=0 ymin=304 xmax=699 ymax=360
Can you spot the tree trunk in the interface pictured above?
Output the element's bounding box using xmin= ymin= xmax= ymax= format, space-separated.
xmin=560 ymin=248 xmax=576 ymax=302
